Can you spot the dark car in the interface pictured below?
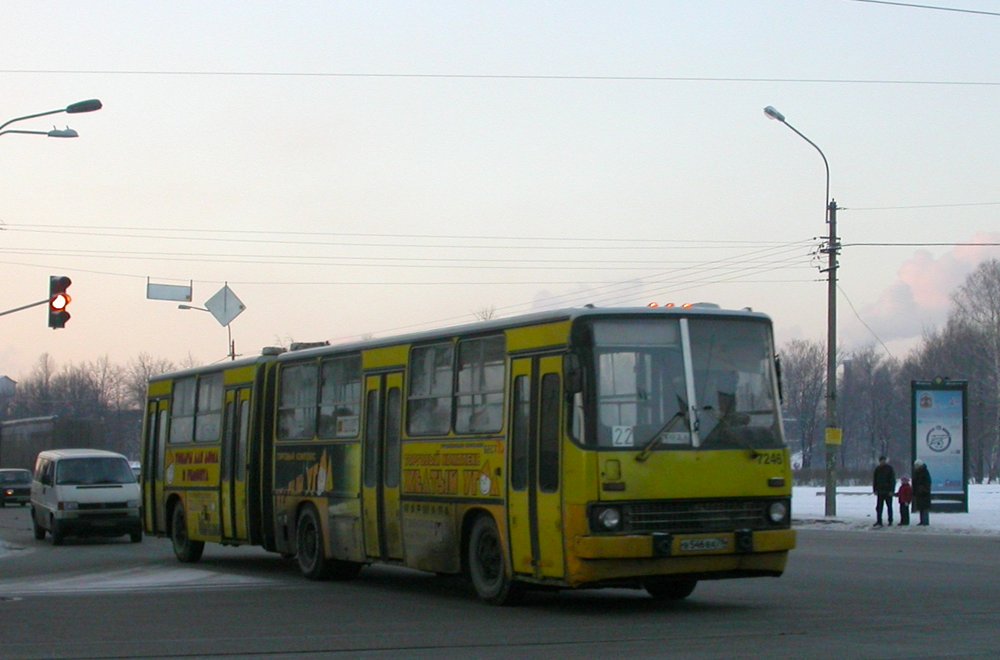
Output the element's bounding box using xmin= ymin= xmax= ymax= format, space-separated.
xmin=0 ymin=468 xmax=32 ymax=507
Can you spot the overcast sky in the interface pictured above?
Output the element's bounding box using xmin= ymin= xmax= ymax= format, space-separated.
xmin=2 ymin=0 xmax=998 ymax=379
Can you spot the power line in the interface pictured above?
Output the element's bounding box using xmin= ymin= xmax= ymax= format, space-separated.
xmin=838 ymin=284 xmax=895 ymax=360
xmin=849 ymin=0 xmax=1000 ymax=17
xmin=847 ymin=202 xmax=1000 ymax=211
xmin=0 ymin=259 xmax=811 ymax=287
xmin=5 ymin=225 xmax=808 ymax=251
xmin=0 ymin=246 xmax=817 ymax=269
xmin=852 ymin=241 xmax=1000 ymax=247
xmin=0 ymin=240 xmax=816 ymax=289
xmin=0 ymin=68 xmax=997 ymax=87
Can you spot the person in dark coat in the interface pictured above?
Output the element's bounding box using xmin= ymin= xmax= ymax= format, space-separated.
xmin=897 ymin=476 xmax=912 ymax=526
xmin=912 ymin=460 xmax=932 ymax=526
xmin=872 ymin=455 xmax=896 ymax=527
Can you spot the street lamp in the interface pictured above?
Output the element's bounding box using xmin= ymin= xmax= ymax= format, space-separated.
xmin=178 ymin=304 xmax=236 ymax=361
xmin=0 ymin=98 xmax=102 ymax=138
xmin=764 ymin=105 xmax=841 ymax=517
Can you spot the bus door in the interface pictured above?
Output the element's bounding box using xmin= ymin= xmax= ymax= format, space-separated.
xmin=361 ymin=372 xmax=404 ymax=561
xmin=220 ymin=387 xmax=251 ymax=541
xmin=142 ymin=398 xmax=169 ymax=534
xmin=507 ymin=355 xmax=565 ymax=580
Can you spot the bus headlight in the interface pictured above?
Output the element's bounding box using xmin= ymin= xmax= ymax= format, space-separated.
xmin=594 ymin=506 xmax=622 ymax=531
xmin=768 ymin=501 xmax=788 ymax=524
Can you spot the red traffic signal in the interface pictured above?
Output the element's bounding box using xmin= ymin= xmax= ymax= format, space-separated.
xmin=48 ymin=276 xmax=72 ymax=329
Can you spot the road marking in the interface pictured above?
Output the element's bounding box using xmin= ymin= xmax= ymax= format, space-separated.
xmin=0 ymin=566 xmax=275 ymax=597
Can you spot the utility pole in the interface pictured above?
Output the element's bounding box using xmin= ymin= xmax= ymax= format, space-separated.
xmin=824 ymin=200 xmax=840 ymax=516
xmin=764 ymin=106 xmax=841 ymax=516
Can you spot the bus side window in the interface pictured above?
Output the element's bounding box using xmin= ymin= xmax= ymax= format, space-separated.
xmin=384 ymin=388 xmax=402 ymax=488
xmin=539 ymin=374 xmax=560 ymax=493
xmin=407 ymin=343 xmax=453 ymax=435
xmin=511 ymin=376 xmax=529 ymax=491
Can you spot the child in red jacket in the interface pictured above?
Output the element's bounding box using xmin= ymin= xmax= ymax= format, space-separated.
xmin=897 ymin=476 xmax=913 ymax=526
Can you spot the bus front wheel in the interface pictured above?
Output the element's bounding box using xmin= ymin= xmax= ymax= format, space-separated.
xmin=468 ymin=515 xmax=523 ymax=605
xmin=171 ymin=503 xmax=204 ymax=563
xmin=643 ymin=577 xmax=697 ymax=600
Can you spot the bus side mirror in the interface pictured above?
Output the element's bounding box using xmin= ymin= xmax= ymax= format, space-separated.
xmin=564 ymin=353 xmax=583 ymax=394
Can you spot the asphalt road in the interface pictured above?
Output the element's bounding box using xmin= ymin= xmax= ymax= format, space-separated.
xmin=2 ymin=504 xmax=998 ymax=659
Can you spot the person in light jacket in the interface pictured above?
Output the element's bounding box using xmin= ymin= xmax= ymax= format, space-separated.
xmin=912 ymin=460 xmax=932 ymax=526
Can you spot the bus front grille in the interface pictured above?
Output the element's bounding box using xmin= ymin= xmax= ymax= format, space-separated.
xmin=625 ymin=500 xmax=777 ymax=534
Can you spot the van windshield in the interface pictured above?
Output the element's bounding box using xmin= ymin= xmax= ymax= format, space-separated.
xmin=0 ymin=469 xmax=31 ymax=484
xmin=56 ymin=457 xmax=135 ymax=485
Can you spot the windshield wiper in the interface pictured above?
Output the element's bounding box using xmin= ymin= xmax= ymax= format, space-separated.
xmin=635 ymin=408 xmax=686 ymax=463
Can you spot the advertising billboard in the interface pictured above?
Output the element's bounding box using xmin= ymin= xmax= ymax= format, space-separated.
xmin=911 ymin=379 xmax=968 ymax=512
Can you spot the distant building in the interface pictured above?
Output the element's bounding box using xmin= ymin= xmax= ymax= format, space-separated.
xmin=0 ymin=412 xmax=143 ymax=470
xmin=0 ymin=376 xmax=15 ymax=420
xmin=0 ymin=376 xmax=15 ymax=397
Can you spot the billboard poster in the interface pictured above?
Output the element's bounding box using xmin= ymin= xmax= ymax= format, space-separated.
xmin=912 ymin=380 xmax=967 ymax=498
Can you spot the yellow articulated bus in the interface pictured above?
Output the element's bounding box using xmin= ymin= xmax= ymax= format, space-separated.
xmin=142 ymin=305 xmax=795 ymax=604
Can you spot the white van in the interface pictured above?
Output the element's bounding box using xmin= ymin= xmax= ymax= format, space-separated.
xmin=30 ymin=449 xmax=142 ymax=545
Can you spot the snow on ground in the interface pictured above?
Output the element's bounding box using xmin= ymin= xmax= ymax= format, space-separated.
xmin=793 ymin=484 xmax=1000 ymax=535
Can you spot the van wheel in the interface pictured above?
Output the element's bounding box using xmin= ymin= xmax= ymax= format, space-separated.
xmin=31 ymin=508 xmax=46 ymax=540
xmin=130 ymin=529 xmax=143 ymax=543
xmin=51 ymin=519 xmax=65 ymax=546
xmin=468 ymin=515 xmax=523 ymax=605
xmin=171 ymin=503 xmax=204 ymax=562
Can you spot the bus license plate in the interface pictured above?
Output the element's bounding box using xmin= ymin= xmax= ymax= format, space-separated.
xmin=679 ymin=537 xmax=728 ymax=553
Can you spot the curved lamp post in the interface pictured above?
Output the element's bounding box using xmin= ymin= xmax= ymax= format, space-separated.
xmin=0 ymin=98 xmax=102 ymax=138
xmin=764 ymin=105 xmax=840 ymax=517
xmin=178 ymin=304 xmax=236 ymax=361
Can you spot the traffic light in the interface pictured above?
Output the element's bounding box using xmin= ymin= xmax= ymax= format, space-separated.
xmin=48 ymin=276 xmax=72 ymax=329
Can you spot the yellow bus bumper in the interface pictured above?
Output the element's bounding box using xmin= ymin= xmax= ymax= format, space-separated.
xmin=567 ymin=529 xmax=795 ymax=586
xmin=574 ymin=528 xmax=795 ymax=558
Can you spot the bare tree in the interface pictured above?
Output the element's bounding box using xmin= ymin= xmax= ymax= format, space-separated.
xmin=840 ymin=345 xmax=905 ymax=471
xmin=950 ymin=258 xmax=1000 ymax=480
xmin=8 ymin=354 xmax=57 ymax=417
xmin=89 ymin=356 xmax=126 ymax=412
xmin=124 ymin=353 xmax=176 ymax=410
xmin=904 ymin=320 xmax=991 ymax=480
xmin=779 ymin=339 xmax=826 ymax=473
xmin=474 ymin=306 xmax=497 ymax=321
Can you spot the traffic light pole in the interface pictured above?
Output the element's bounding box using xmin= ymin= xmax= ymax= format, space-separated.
xmin=0 ymin=298 xmax=49 ymax=317
xmin=1 ymin=275 xmax=73 ymax=327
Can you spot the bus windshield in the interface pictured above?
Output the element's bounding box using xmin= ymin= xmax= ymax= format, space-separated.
xmin=592 ymin=317 xmax=785 ymax=451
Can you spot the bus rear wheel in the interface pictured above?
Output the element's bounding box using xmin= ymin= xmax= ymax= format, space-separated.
xmin=296 ymin=506 xmax=332 ymax=580
xmin=468 ymin=515 xmax=523 ymax=605
xmin=643 ymin=577 xmax=697 ymax=600
xmin=171 ymin=503 xmax=204 ymax=563
xmin=295 ymin=506 xmax=362 ymax=581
